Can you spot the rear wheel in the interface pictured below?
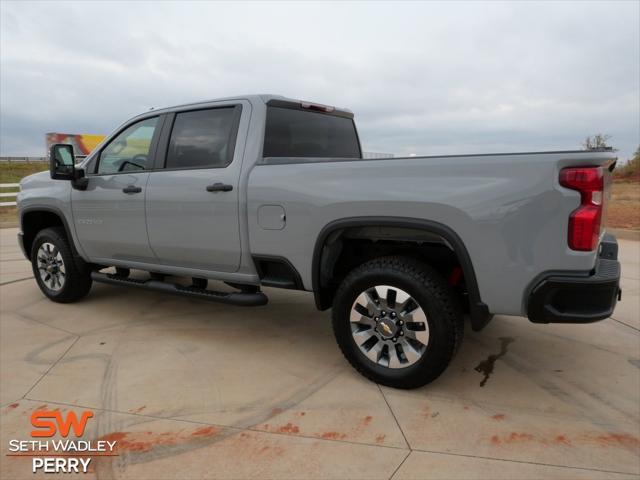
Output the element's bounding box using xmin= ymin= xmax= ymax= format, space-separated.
xmin=31 ymin=227 xmax=92 ymax=303
xmin=332 ymin=256 xmax=463 ymax=389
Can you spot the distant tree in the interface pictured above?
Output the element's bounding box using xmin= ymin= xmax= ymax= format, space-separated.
xmin=583 ymin=134 xmax=612 ymax=150
xmin=613 ymin=145 xmax=640 ymax=180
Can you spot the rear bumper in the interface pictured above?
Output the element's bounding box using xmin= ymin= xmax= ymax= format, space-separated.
xmin=527 ymin=234 xmax=621 ymax=324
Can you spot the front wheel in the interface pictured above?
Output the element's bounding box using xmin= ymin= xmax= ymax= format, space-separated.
xmin=332 ymin=256 xmax=464 ymax=389
xmin=31 ymin=227 xmax=92 ymax=303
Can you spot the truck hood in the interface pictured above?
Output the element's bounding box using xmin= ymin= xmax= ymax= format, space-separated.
xmin=20 ymin=170 xmax=51 ymax=189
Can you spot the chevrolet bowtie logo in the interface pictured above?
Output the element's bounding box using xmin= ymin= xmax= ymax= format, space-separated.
xmin=380 ymin=323 xmax=393 ymax=336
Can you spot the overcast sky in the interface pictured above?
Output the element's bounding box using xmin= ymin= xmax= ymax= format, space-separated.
xmin=1 ymin=1 xmax=638 ymax=160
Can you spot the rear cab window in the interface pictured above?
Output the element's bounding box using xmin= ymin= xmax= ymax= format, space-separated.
xmin=263 ymin=104 xmax=361 ymax=158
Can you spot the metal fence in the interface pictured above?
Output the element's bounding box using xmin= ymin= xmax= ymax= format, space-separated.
xmin=0 ymin=157 xmax=47 ymax=162
xmin=0 ymin=183 xmax=20 ymax=207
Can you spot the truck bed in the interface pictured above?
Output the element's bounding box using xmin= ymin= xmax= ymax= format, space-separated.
xmin=247 ymin=149 xmax=616 ymax=316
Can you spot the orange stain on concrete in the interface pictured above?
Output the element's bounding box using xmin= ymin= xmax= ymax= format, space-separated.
xmin=589 ymin=433 xmax=640 ymax=448
xmin=508 ymin=432 xmax=535 ymax=442
xmin=320 ymin=431 xmax=346 ymax=440
xmin=192 ymin=426 xmax=218 ymax=437
xmin=490 ymin=431 xmax=639 ymax=450
xmin=98 ymin=426 xmax=220 ymax=454
xmin=277 ymin=423 xmax=299 ymax=434
xmin=491 ymin=414 xmax=506 ymax=421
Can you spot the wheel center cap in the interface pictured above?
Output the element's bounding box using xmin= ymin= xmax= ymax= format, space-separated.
xmin=378 ymin=319 xmax=397 ymax=339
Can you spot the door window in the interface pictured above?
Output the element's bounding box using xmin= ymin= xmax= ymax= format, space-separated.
xmin=166 ymin=108 xmax=237 ymax=169
xmin=97 ymin=117 xmax=158 ymax=174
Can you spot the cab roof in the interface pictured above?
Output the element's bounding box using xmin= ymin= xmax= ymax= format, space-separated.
xmin=139 ymin=94 xmax=353 ymax=118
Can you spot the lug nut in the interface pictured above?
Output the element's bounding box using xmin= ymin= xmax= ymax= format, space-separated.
xmin=391 ymin=312 xmax=396 ymax=318
xmin=400 ymin=331 xmax=404 ymax=336
xmin=398 ymin=320 xmax=404 ymax=326
xmin=392 ymin=337 xmax=397 ymax=342
xmin=374 ymin=317 xmax=379 ymax=322
xmin=381 ymin=311 xmax=386 ymax=316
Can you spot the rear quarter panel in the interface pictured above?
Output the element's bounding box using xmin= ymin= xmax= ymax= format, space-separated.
xmin=247 ymin=151 xmax=615 ymax=316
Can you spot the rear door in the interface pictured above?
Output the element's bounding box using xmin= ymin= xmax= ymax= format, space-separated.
xmin=145 ymin=103 xmax=245 ymax=272
xmin=72 ymin=115 xmax=162 ymax=262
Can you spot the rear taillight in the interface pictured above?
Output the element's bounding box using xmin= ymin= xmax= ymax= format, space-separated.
xmin=559 ymin=166 xmax=604 ymax=251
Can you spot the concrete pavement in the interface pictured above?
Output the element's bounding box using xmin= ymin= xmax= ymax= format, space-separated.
xmin=1 ymin=227 xmax=638 ymax=479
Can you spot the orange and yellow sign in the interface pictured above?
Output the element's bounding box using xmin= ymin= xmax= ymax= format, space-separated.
xmin=45 ymin=133 xmax=105 ymax=156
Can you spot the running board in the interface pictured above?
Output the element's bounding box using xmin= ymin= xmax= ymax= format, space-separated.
xmin=90 ymin=272 xmax=268 ymax=306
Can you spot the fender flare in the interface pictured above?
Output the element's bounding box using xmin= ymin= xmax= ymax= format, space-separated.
xmin=311 ymin=216 xmax=492 ymax=331
xmin=20 ymin=205 xmax=86 ymax=268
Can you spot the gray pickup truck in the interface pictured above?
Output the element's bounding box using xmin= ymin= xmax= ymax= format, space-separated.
xmin=17 ymin=94 xmax=621 ymax=388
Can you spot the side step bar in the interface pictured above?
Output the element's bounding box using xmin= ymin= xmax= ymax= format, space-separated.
xmin=91 ymin=272 xmax=268 ymax=306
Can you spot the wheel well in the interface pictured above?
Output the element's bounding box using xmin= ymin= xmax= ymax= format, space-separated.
xmin=21 ymin=210 xmax=68 ymax=257
xmin=312 ymin=218 xmax=492 ymax=331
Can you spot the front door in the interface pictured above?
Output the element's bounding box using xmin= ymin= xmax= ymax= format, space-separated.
xmin=145 ymin=105 xmax=244 ymax=272
xmin=72 ymin=116 xmax=161 ymax=263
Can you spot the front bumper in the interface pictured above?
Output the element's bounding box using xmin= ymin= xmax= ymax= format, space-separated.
xmin=527 ymin=234 xmax=621 ymax=324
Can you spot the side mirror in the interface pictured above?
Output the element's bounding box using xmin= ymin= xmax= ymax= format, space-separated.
xmin=49 ymin=143 xmax=88 ymax=190
xmin=50 ymin=144 xmax=75 ymax=180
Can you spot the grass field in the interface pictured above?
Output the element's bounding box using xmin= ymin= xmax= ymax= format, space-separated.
xmin=0 ymin=161 xmax=48 ymax=184
xmin=0 ymin=161 xmax=638 ymax=230
xmin=0 ymin=162 xmax=48 ymax=226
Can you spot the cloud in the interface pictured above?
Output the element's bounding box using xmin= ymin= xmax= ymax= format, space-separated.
xmin=1 ymin=1 xmax=638 ymax=160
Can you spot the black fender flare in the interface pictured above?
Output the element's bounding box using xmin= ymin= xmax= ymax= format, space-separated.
xmin=311 ymin=216 xmax=492 ymax=331
xmin=20 ymin=205 xmax=86 ymax=269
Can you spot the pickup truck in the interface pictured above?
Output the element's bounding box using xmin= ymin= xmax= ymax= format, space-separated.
xmin=17 ymin=94 xmax=622 ymax=388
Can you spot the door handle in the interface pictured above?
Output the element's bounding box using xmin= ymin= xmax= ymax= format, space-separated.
xmin=206 ymin=183 xmax=233 ymax=192
xmin=122 ymin=185 xmax=142 ymax=194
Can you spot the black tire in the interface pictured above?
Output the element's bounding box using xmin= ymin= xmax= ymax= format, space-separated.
xmin=30 ymin=227 xmax=92 ymax=303
xmin=332 ymin=256 xmax=464 ymax=389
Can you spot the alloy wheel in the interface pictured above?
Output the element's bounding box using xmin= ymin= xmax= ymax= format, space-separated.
xmin=36 ymin=242 xmax=66 ymax=291
xmin=350 ymin=285 xmax=429 ymax=369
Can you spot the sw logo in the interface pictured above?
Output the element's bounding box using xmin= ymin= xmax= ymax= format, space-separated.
xmin=7 ymin=409 xmax=117 ymax=474
xmin=31 ymin=410 xmax=94 ymax=437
